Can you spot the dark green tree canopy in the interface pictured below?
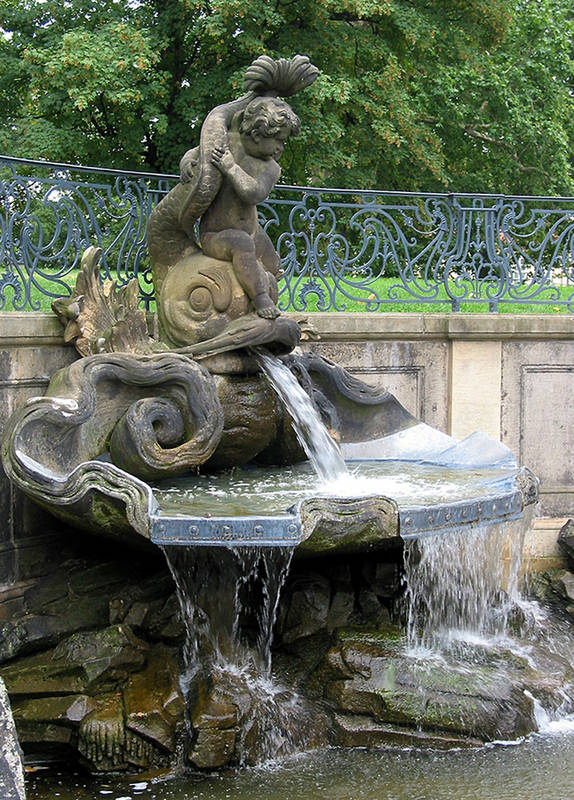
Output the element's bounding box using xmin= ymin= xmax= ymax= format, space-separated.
xmin=1 ymin=0 xmax=572 ymax=194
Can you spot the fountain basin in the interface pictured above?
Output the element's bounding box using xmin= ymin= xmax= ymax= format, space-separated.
xmin=1 ymin=347 xmax=538 ymax=555
xmin=149 ymin=457 xmax=536 ymax=552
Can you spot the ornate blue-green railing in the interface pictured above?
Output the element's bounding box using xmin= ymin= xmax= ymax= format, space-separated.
xmin=1 ymin=154 xmax=573 ymax=312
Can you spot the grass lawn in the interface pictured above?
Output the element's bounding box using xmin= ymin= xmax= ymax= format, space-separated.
xmin=276 ymin=276 xmax=573 ymax=314
xmin=3 ymin=272 xmax=573 ymax=314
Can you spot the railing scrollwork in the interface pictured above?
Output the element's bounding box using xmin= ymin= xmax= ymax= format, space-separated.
xmin=1 ymin=155 xmax=573 ymax=312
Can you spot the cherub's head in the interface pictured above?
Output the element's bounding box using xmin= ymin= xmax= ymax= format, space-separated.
xmin=239 ymin=97 xmax=300 ymax=160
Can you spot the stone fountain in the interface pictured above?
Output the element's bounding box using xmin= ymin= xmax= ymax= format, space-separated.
xmin=0 ymin=55 xmax=547 ymax=777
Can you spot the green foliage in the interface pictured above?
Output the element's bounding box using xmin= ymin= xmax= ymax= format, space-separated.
xmin=425 ymin=0 xmax=574 ymax=194
xmin=0 ymin=0 xmax=572 ymax=193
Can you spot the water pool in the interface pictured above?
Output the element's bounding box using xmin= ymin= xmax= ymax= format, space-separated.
xmin=26 ymin=725 xmax=574 ymax=800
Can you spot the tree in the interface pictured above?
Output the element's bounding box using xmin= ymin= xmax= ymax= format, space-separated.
xmin=423 ymin=0 xmax=574 ymax=194
xmin=0 ymin=0 xmax=167 ymax=168
xmin=0 ymin=0 xmax=572 ymax=194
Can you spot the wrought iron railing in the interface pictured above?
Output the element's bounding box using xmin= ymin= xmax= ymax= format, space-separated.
xmin=1 ymin=154 xmax=573 ymax=312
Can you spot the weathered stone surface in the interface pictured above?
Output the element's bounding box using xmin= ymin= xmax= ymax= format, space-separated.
xmin=333 ymin=713 xmax=482 ymax=750
xmin=52 ymin=247 xmax=154 ymax=358
xmin=2 ymin=350 xmax=226 ymax=544
xmin=0 ymin=556 xmax=183 ymax=666
xmin=78 ymin=692 xmax=156 ymax=772
xmin=276 ymin=554 xmax=401 ymax=650
xmin=297 ymin=496 xmax=400 ymax=556
xmin=558 ymin=519 xmax=574 ymax=567
xmin=0 ymin=677 xmax=25 ymax=800
xmin=189 ymin=727 xmax=236 ymax=770
xmin=108 ymin=572 xmax=184 ymax=641
xmin=356 ymin=589 xmax=391 ymax=628
xmin=11 ymin=694 xmax=96 ymax=751
xmin=148 ymin=55 xmax=318 ymax=350
xmin=551 ymin=569 xmax=574 ymax=603
xmin=316 ymin=629 xmax=544 ymax=743
xmin=0 ymin=576 xmax=116 ymax=664
xmin=187 ymin=681 xmax=238 ymax=769
xmin=280 ymin=573 xmax=331 ymax=644
xmin=1 ymin=626 xmax=148 ymax=696
xmin=327 ymin=589 xmax=355 ymax=631
xmin=124 ymin=649 xmax=184 ymax=753
xmin=362 ymin=560 xmax=401 ymax=598
xmin=205 ymin=375 xmax=280 ymax=469
xmin=11 ymin=694 xmax=95 ymax=727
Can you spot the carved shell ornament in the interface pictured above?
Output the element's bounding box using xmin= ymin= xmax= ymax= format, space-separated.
xmin=243 ymin=54 xmax=320 ymax=97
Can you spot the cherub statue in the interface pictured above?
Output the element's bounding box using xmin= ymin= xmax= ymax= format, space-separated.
xmin=146 ymin=55 xmax=318 ymax=353
xmin=199 ymin=96 xmax=300 ymax=319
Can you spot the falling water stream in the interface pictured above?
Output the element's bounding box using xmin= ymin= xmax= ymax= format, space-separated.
xmin=403 ymin=517 xmax=528 ymax=650
xmin=163 ymin=546 xmax=316 ymax=767
xmin=156 ymin=354 xmax=343 ymax=768
xmin=256 ymin=352 xmax=348 ymax=482
xmin=26 ymin=353 xmax=574 ymax=799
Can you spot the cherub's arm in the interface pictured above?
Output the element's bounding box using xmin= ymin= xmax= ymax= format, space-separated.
xmin=211 ymin=147 xmax=280 ymax=204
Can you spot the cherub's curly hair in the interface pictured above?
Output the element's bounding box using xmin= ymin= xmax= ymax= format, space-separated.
xmin=240 ymin=97 xmax=300 ymax=140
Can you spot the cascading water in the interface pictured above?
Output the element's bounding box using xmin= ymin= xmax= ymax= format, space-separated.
xmin=158 ymin=351 xmax=574 ymax=768
xmin=165 ymin=546 xmax=293 ymax=679
xmin=403 ymin=516 xmax=529 ymax=650
xmin=257 ymin=352 xmax=347 ymax=482
xmin=164 ymin=545 xmax=320 ymax=765
xmin=160 ymin=353 xmax=345 ymax=766
xmin=402 ymin=507 xmax=574 ymax=730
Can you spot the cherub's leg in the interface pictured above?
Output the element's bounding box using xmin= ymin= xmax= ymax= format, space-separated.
xmin=201 ymin=229 xmax=280 ymax=319
xmin=254 ymin=225 xmax=283 ymax=278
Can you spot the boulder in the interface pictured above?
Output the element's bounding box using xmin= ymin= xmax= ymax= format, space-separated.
xmin=317 ymin=628 xmax=546 ymax=744
xmin=0 ymin=677 xmax=25 ymax=800
xmin=558 ymin=519 xmax=574 ymax=567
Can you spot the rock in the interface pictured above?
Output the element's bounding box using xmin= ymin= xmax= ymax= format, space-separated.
xmin=318 ymin=629 xmax=541 ymax=743
xmin=558 ymin=519 xmax=574 ymax=567
xmin=279 ymin=573 xmax=331 ymax=644
xmin=355 ymin=589 xmax=391 ymax=628
xmin=0 ymin=626 xmax=148 ymax=696
xmin=0 ymin=600 xmax=111 ymax=664
xmin=188 ymin=681 xmax=238 ymax=769
xmin=327 ymin=589 xmax=354 ymax=631
xmin=12 ymin=694 xmax=95 ymax=751
xmin=333 ymin=712 xmax=482 ymax=750
xmin=362 ymin=560 xmax=401 ymax=598
xmin=0 ymin=677 xmax=25 ymax=800
xmin=551 ymin=570 xmax=574 ymax=603
xmin=0 ymin=560 xmax=154 ymax=664
xmin=78 ymin=693 xmax=155 ymax=772
xmin=189 ymin=727 xmax=236 ymax=770
xmin=108 ymin=572 xmax=182 ymax=630
xmin=7 ymin=644 xmax=183 ymax=774
xmin=124 ymin=649 xmax=184 ymax=753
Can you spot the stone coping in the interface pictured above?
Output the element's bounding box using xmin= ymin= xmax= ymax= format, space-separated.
xmin=298 ymin=312 xmax=574 ymax=341
xmin=0 ymin=312 xmax=65 ymax=345
xmin=1 ymin=312 xmax=572 ymax=345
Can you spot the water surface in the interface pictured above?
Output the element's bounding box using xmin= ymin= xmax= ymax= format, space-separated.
xmin=152 ymin=460 xmax=518 ymax=518
xmin=26 ymin=727 xmax=574 ymax=800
